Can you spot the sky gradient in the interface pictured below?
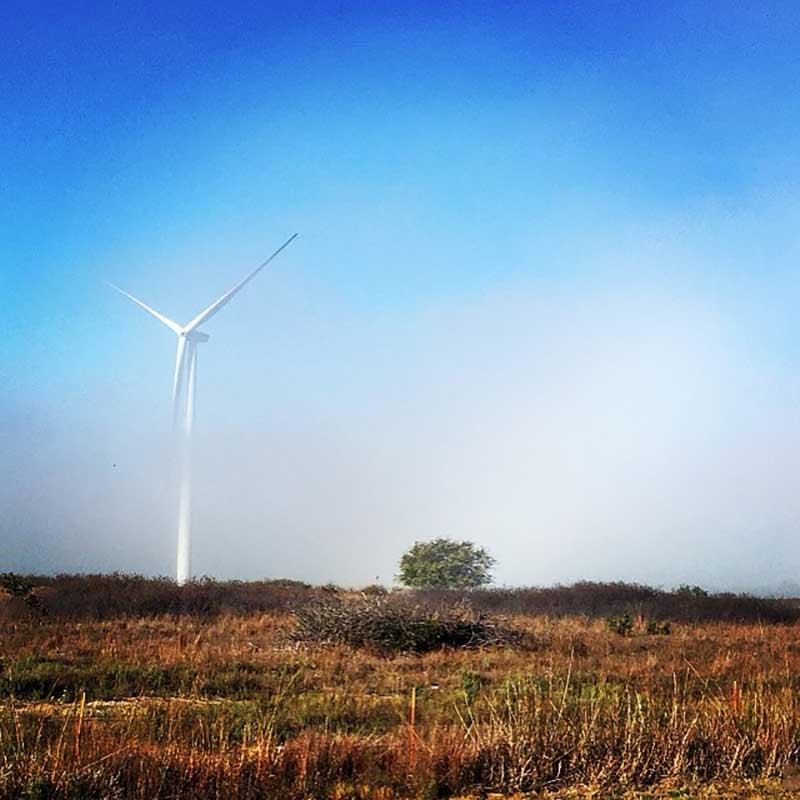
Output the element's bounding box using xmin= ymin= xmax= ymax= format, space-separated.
xmin=4 ymin=2 xmax=800 ymax=589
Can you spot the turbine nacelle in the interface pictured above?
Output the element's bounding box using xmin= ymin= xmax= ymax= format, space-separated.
xmin=183 ymin=330 xmax=210 ymax=343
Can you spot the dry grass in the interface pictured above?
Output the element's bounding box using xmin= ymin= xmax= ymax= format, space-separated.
xmin=2 ymin=604 xmax=800 ymax=799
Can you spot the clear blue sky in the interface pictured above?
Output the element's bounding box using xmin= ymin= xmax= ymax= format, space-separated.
xmin=4 ymin=2 xmax=800 ymax=588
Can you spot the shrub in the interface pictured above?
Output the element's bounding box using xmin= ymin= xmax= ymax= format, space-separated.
xmin=460 ymin=668 xmax=483 ymax=704
xmin=6 ymin=575 xmax=797 ymax=624
xmin=0 ymin=573 xmax=46 ymax=620
xmin=293 ymin=596 xmax=525 ymax=654
xmin=646 ymin=619 xmax=672 ymax=635
xmin=677 ymin=584 xmax=709 ymax=598
xmin=415 ymin=582 xmax=797 ymax=624
xmin=5 ymin=573 xmax=324 ymax=620
xmin=606 ymin=611 xmax=634 ymax=636
xmin=359 ymin=584 xmax=388 ymax=596
xmin=397 ymin=538 xmax=495 ymax=589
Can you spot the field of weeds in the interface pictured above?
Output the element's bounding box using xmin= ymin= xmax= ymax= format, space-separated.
xmin=2 ymin=577 xmax=800 ymax=798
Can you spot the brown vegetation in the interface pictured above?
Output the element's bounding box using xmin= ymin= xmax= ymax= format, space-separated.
xmin=4 ymin=573 xmax=797 ymax=623
xmin=293 ymin=595 xmax=529 ymax=653
xmin=2 ymin=576 xmax=800 ymax=798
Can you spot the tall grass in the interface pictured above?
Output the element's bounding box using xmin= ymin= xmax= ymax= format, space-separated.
xmin=2 ymin=668 xmax=799 ymax=798
xmin=2 ymin=576 xmax=799 ymax=797
xmin=3 ymin=606 xmax=800 ymax=797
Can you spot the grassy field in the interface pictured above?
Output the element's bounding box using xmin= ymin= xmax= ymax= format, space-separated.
xmin=2 ymin=578 xmax=800 ymax=798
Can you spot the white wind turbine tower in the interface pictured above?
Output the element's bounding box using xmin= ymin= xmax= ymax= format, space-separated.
xmin=108 ymin=234 xmax=298 ymax=585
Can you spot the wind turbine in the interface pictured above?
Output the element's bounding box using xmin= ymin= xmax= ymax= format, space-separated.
xmin=108 ymin=234 xmax=298 ymax=584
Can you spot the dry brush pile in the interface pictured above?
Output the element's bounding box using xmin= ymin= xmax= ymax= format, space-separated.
xmin=293 ymin=595 xmax=530 ymax=653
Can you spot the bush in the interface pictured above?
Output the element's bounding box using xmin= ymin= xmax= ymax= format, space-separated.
xmin=0 ymin=573 xmax=46 ymax=620
xmin=646 ymin=619 xmax=672 ymax=635
xmin=3 ymin=573 xmax=323 ymax=620
xmin=5 ymin=575 xmax=797 ymax=624
xmin=414 ymin=581 xmax=798 ymax=624
xmin=359 ymin=584 xmax=388 ymax=596
xmin=397 ymin=538 xmax=495 ymax=589
xmin=606 ymin=611 xmax=634 ymax=636
xmin=293 ymin=596 xmax=526 ymax=654
xmin=677 ymin=584 xmax=708 ymax=598
xmin=460 ymin=668 xmax=483 ymax=704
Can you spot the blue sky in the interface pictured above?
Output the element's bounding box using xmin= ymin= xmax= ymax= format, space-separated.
xmin=4 ymin=2 xmax=800 ymax=588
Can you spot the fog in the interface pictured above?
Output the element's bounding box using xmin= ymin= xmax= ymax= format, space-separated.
xmin=5 ymin=232 xmax=800 ymax=591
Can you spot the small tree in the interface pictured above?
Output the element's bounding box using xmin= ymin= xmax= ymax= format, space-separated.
xmin=397 ymin=538 xmax=495 ymax=589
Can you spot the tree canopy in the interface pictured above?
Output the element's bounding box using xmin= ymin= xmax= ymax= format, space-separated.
xmin=396 ymin=538 xmax=495 ymax=589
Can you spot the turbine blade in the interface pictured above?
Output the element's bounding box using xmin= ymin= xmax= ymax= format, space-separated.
xmin=183 ymin=233 xmax=298 ymax=332
xmin=106 ymin=282 xmax=182 ymax=334
xmin=172 ymin=336 xmax=188 ymax=429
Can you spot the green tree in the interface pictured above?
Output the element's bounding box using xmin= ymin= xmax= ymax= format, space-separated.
xmin=396 ymin=538 xmax=495 ymax=589
xmin=676 ymin=584 xmax=708 ymax=598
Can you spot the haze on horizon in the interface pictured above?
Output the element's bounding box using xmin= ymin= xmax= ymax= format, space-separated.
xmin=4 ymin=2 xmax=800 ymax=592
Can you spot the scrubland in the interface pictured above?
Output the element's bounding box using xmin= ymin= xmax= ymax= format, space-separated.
xmin=2 ymin=576 xmax=800 ymax=799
